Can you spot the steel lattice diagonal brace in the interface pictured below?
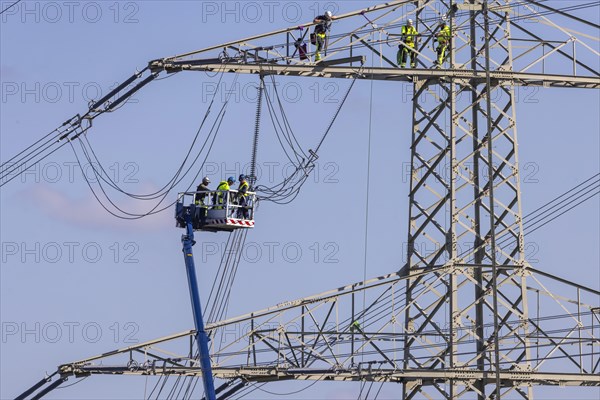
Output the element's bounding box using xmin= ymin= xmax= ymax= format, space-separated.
xmin=14 ymin=370 xmax=68 ymax=400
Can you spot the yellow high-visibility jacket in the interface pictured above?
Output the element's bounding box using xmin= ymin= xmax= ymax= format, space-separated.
xmin=437 ymin=25 xmax=451 ymax=45
xmin=402 ymin=25 xmax=418 ymax=46
xmin=238 ymin=181 xmax=249 ymax=197
xmin=215 ymin=181 xmax=230 ymax=207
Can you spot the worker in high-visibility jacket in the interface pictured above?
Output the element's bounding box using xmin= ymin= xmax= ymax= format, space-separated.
xmin=194 ymin=176 xmax=211 ymax=206
xmin=435 ymin=21 xmax=451 ymax=68
xmin=236 ymin=174 xmax=250 ymax=219
xmin=194 ymin=176 xmax=211 ymax=227
xmin=398 ymin=19 xmax=418 ymax=68
xmin=313 ymin=11 xmax=336 ymax=62
xmin=214 ymin=176 xmax=235 ymax=210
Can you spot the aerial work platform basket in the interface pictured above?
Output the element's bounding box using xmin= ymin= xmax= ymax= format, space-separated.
xmin=175 ymin=190 xmax=256 ymax=232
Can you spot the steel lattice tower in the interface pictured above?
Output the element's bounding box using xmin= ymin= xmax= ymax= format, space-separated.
xmin=13 ymin=1 xmax=600 ymax=399
xmin=404 ymin=1 xmax=531 ymax=398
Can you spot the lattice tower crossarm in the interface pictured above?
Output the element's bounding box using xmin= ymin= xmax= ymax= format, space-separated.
xmin=51 ymin=267 xmax=599 ymax=396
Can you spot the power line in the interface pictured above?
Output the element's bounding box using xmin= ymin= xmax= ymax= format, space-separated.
xmin=67 ymin=71 xmax=237 ymax=220
xmin=491 ymin=174 xmax=600 ymax=254
xmin=0 ymin=0 xmax=21 ymax=15
xmin=524 ymin=173 xmax=599 ymax=219
xmin=256 ymin=69 xmax=361 ymax=205
xmin=3 ymin=0 xmax=597 ymax=189
xmin=78 ymin=71 xmax=225 ymax=201
xmin=526 ymin=187 xmax=599 ymax=235
xmin=527 ymin=0 xmax=600 ymax=29
xmin=446 ymin=173 xmax=600 ymax=264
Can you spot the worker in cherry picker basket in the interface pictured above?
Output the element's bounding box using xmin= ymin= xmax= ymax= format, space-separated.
xmin=236 ymin=174 xmax=250 ymax=219
xmin=194 ymin=176 xmax=211 ymax=227
xmin=195 ymin=176 xmax=211 ymax=206
xmin=214 ymin=176 xmax=235 ymax=210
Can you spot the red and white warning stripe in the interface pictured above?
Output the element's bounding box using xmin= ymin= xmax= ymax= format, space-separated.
xmin=207 ymin=218 xmax=254 ymax=227
xmin=228 ymin=218 xmax=254 ymax=226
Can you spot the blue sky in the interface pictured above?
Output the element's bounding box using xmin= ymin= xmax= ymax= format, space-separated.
xmin=1 ymin=1 xmax=599 ymax=399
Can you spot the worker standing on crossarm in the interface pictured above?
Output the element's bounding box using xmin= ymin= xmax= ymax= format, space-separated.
xmin=313 ymin=11 xmax=336 ymax=62
xmin=435 ymin=20 xmax=452 ymax=68
xmin=236 ymin=174 xmax=250 ymax=219
xmin=398 ymin=19 xmax=418 ymax=68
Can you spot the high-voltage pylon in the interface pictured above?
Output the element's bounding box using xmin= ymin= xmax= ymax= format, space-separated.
xmin=404 ymin=1 xmax=531 ymax=398
xmin=14 ymin=1 xmax=600 ymax=399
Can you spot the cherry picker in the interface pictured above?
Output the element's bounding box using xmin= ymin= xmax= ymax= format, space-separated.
xmin=174 ymin=189 xmax=256 ymax=400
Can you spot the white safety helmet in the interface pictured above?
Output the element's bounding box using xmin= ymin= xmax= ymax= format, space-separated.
xmin=202 ymin=177 xmax=210 ymax=185
xmin=325 ymin=10 xmax=333 ymax=19
xmin=407 ymin=18 xmax=413 ymax=26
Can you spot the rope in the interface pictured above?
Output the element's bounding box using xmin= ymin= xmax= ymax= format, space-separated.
xmin=361 ymin=41 xmax=375 ymax=372
xmin=313 ymin=68 xmax=362 ymax=154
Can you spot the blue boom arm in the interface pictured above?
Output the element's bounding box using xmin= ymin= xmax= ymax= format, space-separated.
xmin=181 ymin=207 xmax=217 ymax=400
